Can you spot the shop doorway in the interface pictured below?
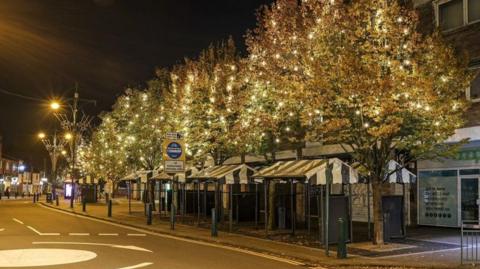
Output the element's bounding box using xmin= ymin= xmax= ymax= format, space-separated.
xmin=461 ymin=177 xmax=479 ymax=222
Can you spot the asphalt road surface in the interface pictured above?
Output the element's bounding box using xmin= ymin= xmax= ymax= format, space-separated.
xmin=0 ymin=199 xmax=302 ymax=269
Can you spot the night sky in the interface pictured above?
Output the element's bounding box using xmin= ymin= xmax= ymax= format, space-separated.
xmin=0 ymin=0 xmax=272 ymax=169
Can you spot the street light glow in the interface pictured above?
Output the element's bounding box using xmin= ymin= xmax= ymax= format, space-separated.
xmin=38 ymin=132 xmax=46 ymax=139
xmin=64 ymin=133 xmax=73 ymax=140
xmin=61 ymin=150 xmax=67 ymax=155
xmin=50 ymin=101 xmax=61 ymax=110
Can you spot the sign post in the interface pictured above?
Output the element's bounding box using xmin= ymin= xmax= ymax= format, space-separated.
xmin=163 ymin=132 xmax=185 ymax=230
xmin=163 ymin=133 xmax=186 ymax=173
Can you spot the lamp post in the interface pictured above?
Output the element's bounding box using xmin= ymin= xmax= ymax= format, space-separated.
xmin=49 ymin=88 xmax=95 ymax=208
xmin=38 ymin=131 xmax=68 ymax=198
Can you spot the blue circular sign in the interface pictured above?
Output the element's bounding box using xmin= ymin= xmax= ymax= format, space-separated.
xmin=166 ymin=142 xmax=183 ymax=159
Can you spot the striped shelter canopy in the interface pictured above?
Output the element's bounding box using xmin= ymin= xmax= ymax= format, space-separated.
xmin=253 ymin=158 xmax=359 ymax=185
xmin=188 ymin=164 xmax=257 ymax=184
xmin=386 ymin=160 xmax=416 ymax=184
xmin=121 ymin=172 xmax=139 ymax=181
xmin=120 ymin=170 xmax=152 ymax=183
xmin=151 ymin=170 xmax=173 ymax=181
xmin=176 ymin=167 xmax=199 ymax=183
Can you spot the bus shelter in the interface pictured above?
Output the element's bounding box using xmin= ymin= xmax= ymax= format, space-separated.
xmin=188 ymin=164 xmax=257 ymax=231
xmin=253 ymin=158 xmax=358 ymax=252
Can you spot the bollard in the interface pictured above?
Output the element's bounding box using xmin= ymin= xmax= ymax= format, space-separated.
xmin=108 ymin=199 xmax=112 ymax=217
xmin=56 ymin=195 xmax=59 ymax=206
xmin=337 ymin=218 xmax=347 ymax=259
xmin=147 ymin=203 xmax=152 ymax=225
xmin=0 ymin=193 xmax=2 ymax=200
xmin=15 ymin=192 xmax=17 ymax=199
xmin=33 ymin=193 xmax=36 ymax=203
xmin=170 ymin=205 xmax=176 ymax=230
xmin=211 ymin=208 xmax=218 ymax=237
xmin=82 ymin=197 xmax=87 ymax=212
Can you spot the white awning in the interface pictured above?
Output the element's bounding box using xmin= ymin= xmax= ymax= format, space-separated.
xmin=188 ymin=164 xmax=257 ymax=184
xmin=386 ymin=160 xmax=416 ymax=184
xmin=253 ymin=158 xmax=358 ymax=185
xmin=121 ymin=172 xmax=139 ymax=181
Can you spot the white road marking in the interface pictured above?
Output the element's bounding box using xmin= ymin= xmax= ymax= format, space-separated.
xmin=27 ymin=226 xmax=60 ymax=236
xmin=99 ymin=233 xmax=118 ymax=236
xmin=27 ymin=226 xmax=42 ymax=235
xmin=39 ymin=204 xmax=305 ymax=266
xmin=375 ymin=247 xmax=461 ymax=259
xmin=12 ymin=218 xmax=24 ymax=224
xmin=127 ymin=233 xmax=146 ymax=237
xmin=0 ymin=248 xmax=96 ymax=267
xmin=118 ymin=262 xmax=153 ymax=269
xmin=69 ymin=233 xmax=90 ymax=236
xmin=33 ymin=242 xmax=152 ymax=253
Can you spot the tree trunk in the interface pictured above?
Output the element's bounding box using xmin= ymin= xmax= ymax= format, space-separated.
xmin=150 ymin=180 xmax=156 ymax=211
xmin=268 ymin=181 xmax=276 ymax=230
xmin=111 ymin=181 xmax=117 ymax=199
xmin=372 ymin=181 xmax=384 ymax=245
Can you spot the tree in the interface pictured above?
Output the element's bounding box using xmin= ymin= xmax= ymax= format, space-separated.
xmin=82 ymin=113 xmax=129 ymax=194
xmin=247 ymin=0 xmax=471 ymax=243
xmin=300 ymin=0 xmax=470 ymax=244
xmin=244 ymin=0 xmax=309 ymax=158
xmin=169 ymin=38 xmax=247 ymax=166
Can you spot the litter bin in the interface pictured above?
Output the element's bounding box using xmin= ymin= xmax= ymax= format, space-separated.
xmin=46 ymin=193 xmax=53 ymax=203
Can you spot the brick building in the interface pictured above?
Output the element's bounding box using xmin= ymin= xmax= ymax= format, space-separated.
xmin=414 ymin=0 xmax=480 ymax=227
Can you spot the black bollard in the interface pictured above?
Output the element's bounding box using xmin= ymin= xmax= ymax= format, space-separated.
xmin=170 ymin=205 xmax=176 ymax=230
xmin=82 ymin=197 xmax=87 ymax=212
xmin=147 ymin=203 xmax=152 ymax=225
xmin=211 ymin=208 xmax=218 ymax=237
xmin=108 ymin=199 xmax=112 ymax=217
xmin=337 ymin=218 xmax=347 ymax=259
xmin=56 ymin=195 xmax=59 ymax=206
xmin=15 ymin=192 xmax=17 ymax=199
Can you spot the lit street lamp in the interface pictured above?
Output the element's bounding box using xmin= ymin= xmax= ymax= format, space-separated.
xmin=37 ymin=131 xmax=69 ymax=196
xmin=49 ymin=88 xmax=95 ymax=208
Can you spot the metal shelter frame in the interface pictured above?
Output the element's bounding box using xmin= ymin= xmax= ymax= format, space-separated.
xmin=253 ymin=158 xmax=359 ymax=256
xmin=188 ymin=164 xmax=257 ymax=231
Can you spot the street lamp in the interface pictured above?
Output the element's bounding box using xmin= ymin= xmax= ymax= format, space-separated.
xmin=37 ymin=131 xmax=69 ymax=198
xmin=49 ymin=88 xmax=95 ymax=208
xmin=50 ymin=101 xmax=60 ymax=111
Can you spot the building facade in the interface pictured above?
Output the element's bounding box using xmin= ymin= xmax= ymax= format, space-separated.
xmin=414 ymin=0 xmax=480 ymax=227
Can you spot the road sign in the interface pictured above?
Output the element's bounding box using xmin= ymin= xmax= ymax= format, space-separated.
xmin=163 ymin=133 xmax=185 ymax=173
xmin=164 ymin=160 xmax=185 ymax=173
xmin=165 ymin=132 xmax=183 ymax=140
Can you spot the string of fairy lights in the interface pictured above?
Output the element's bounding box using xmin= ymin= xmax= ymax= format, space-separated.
xmin=80 ymin=0 xmax=469 ymax=181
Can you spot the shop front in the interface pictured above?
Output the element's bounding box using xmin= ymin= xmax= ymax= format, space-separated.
xmin=418 ymin=141 xmax=480 ymax=227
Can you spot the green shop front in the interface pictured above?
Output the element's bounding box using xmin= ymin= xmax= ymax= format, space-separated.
xmin=417 ymin=141 xmax=480 ymax=227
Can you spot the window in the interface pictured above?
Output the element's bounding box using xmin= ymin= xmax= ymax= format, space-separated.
xmin=468 ymin=0 xmax=480 ymax=23
xmin=436 ymin=0 xmax=480 ymax=30
xmin=439 ymin=0 xmax=464 ymax=30
xmin=467 ymin=71 xmax=480 ymax=102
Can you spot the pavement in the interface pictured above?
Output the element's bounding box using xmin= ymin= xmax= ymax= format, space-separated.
xmin=0 ymin=196 xmax=470 ymax=268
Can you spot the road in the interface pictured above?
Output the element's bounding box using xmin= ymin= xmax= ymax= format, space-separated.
xmin=0 ymin=199 xmax=302 ymax=269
